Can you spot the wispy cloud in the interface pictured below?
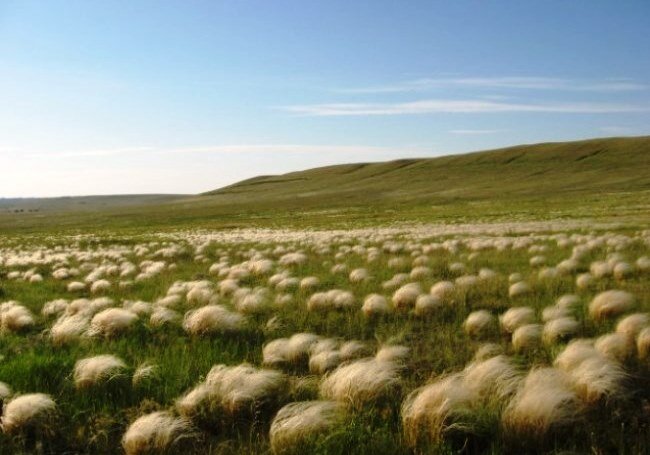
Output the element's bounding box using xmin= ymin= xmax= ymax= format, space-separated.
xmin=339 ymin=77 xmax=648 ymax=94
xmin=29 ymin=144 xmax=419 ymax=159
xmin=282 ymin=99 xmax=650 ymax=116
xmin=450 ymin=129 xmax=503 ymax=135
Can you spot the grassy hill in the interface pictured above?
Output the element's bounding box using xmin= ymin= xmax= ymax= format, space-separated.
xmin=204 ymin=136 xmax=650 ymax=207
xmin=1 ymin=136 xmax=649 ymax=232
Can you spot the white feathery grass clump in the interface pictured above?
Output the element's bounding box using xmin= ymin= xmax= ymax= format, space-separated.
xmin=87 ymin=308 xmax=138 ymax=337
xmin=50 ymin=313 xmax=90 ymax=344
xmin=300 ymin=276 xmax=320 ymax=291
xmin=557 ymin=293 xmax=580 ymax=309
xmin=320 ymin=358 xmax=401 ymax=409
xmin=182 ymin=305 xmax=245 ymax=335
xmin=455 ymin=274 xmax=479 ymax=288
xmin=410 ymin=266 xmax=432 ymax=280
xmin=541 ymin=305 xmax=571 ymax=322
xmin=309 ymin=351 xmax=342 ymax=375
xmin=249 ymin=259 xmax=274 ymax=276
xmin=122 ymin=411 xmax=194 ymax=455
xmin=478 ymin=268 xmax=498 ymax=281
xmin=339 ymin=340 xmax=370 ymax=360
xmin=361 ymin=293 xmax=390 ymax=317
xmin=401 ymin=373 xmax=473 ymax=446
xmin=67 ymin=281 xmax=86 ymax=292
xmin=543 ymin=317 xmax=580 ymax=344
xmin=156 ymin=295 xmax=182 ymax=308
xmin=613 ymin=262 xmax=633 ymax=280
xmin=279 ymin=252 xmax=307 ymax=266
xmin=0 ymin=302 xmax=35 ymax=333
xmin=554 ymin=339 xmax=627 ymax=403
xmin=349 ymin=268 xmax=370 ymax=283
xmin=375 ymin=345 xmax=409 ymax=364
xmin=150 ymin=307 xmax=180 ymax=327
xmin=392 ymin=283 xmax=422 ymax=311
xmin=499 ymin=307 xmax=535 ymax=334
xmin=529 ymin=255 xmax=546 ymax=267
xmin=615 ymin=313 xmax=649 ymax=339
xmin=588 ymin=290 xmax=635 ymax=320
xmin=508 ymin=281 xmax=531 ymax=298
xmin=187 ymin=285 xmax=216 ymax=306
xmin=554 ymin=339 xmax=598 ymax=372
xmin=123 ymin=300 xmax=152 ymax=316
xmin=637 ymin=327 xmax=650 ymax=359
xmin=234 ymin=288 xmax=271 ymax=314
xmin=414 ymin=294 xmax=441 ymax=316
xmin=306 ymin=290 xmax=355 ymax=312
xmin=263 ymin=333 xmax=321 ymax=367
xmin=463 ymin=310 xmax=495 ymax=337
xmin=567 ymin=355 xmax=627 ymax=403
xmin=430 ymin=281 xmax=455 ymax=302
xmin=73 ymin=354 xmax=127 ymax=388
xmin=462 ymin=355 xmax=522 ymax=401
xmin=511 ymin=324 xmax=543 ymax=352
xmin=177 ymin=364 xmax=288 ymax=417
xmin=576 ymin=273 xmax=593 ymax=290
xmin=590 ymin=260 xmax=612 ymax=278
xmin=381 ymin=273 xmax=409 ymax=290
xmin=594 ymin=332 xmax=633 ymax=362
xmin=1 ymin=393 xmax=57 ymax=434
xmin=269 ymin=401 xmax=346 ymax=454
xmin=42 ymin=299 xmax=69 ymax=317
xmin=636 ymin=256 xmax=650 ymax=272
xmin=502 ymin=368 xmax=582 ymax=438
xmin=90 ymin=279 xmax=111 ymax=294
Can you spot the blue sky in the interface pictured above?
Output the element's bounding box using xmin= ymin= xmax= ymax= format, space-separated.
xmin=1 ymin=0 xmax=649 ymax=197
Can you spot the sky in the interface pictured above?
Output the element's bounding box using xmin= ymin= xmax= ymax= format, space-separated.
xmin=1 ymin=0 xmax=649 ymax=197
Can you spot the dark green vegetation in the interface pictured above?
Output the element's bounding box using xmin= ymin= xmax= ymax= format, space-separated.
xmin=2 ymin=136 xmax=649 ymax=232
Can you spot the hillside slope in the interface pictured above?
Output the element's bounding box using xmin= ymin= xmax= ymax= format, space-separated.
xmin=203 ymin=136 xmax=650 ymax=208
xmin=1 ymin=136 xmax=649 ymax=231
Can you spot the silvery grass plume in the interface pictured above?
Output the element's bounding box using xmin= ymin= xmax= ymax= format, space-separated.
xmin=0 ymin=393 xmax=57 ymax=434
xmin=320 ymin=358 xmax=402 ymax=410
xmin=176 ymin=363 xmax=288 ymax=423
xmin=502 ymin=368 xmax=583 ymax=439
xmin=269 ymin=401 xmax=347 ymax=454
xmin=122 ymin=411 xmax=195 ymax=455
xmin=73 ymin=354 xmax=128 ymax=388
xmin=182 ymin=305 xmax=245 ymax=335
xmin=588 ymin=290 xmax=635 ymax=321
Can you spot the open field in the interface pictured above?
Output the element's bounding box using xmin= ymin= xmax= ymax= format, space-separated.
xmin=1 ymin=219 xmax=650 ymax=454
xmin=1 ymin=137 xmax=650 ymax=454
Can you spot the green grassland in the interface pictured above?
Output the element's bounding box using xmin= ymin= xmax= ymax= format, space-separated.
xmin=0 ymin=136 xmax=649 ymax=454
xmin=1 ymin=136 xmax=649 ymax=233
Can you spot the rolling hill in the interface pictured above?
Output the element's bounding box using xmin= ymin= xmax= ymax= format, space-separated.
xmin=203 ymin=136 xmax=650 ymax=208
xmin=1 ymin=136 xmax=649 ymax=231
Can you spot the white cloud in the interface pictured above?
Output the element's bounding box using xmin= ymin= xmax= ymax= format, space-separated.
xmin=282 ymin=99 xmax=650 ymax=116
xmin=339 ymin=77 xmax=648 ymax=94
xmin=28 ymin=144 xmax=420 ymax=159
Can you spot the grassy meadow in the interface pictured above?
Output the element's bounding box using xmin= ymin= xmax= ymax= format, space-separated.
xmin=0 ymin=137 xmax=649 ymax=454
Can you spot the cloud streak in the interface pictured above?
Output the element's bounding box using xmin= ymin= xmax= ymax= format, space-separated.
xmin=339 ymin=77 xmax=648 ymax=94
xmin=282 ymin=99 xmax=650 ymax=116
xmin=28 ymin=144 xmax=419 ymax=159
